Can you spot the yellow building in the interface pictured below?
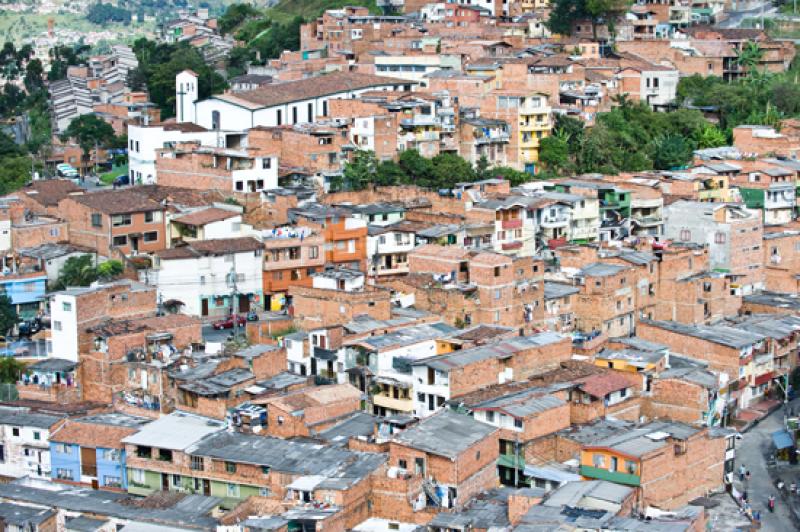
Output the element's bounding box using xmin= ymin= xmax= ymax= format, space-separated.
xmin=518 ymin=92 xmax=551 ymax=172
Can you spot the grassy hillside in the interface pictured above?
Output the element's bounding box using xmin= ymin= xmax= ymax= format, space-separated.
xmin=265 ymin=0 xmax=380 ymax=24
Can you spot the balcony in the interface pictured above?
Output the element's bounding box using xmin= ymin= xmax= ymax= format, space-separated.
xmin=540 ymin=215 xmax=569 ymax=228
xmin=415 ymin=131 xmax=440 ymax=142
xmin=476 ymin=132 xmax=510 ymax=145
xmin=501 ymin=241 xmax=523 ymax=251
xmin=373 ymin=394 xmax=414 ymax=412
xmin=632 ymin=216 xmax=663 ymax=227
xmin=501 ymin=218 xmax=523 ymax=230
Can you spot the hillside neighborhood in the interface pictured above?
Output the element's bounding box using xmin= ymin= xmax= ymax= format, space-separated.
xmin=1 ymin=0 xmax=800 ymax=530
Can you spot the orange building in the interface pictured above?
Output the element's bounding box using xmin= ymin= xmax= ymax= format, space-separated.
xmin=289 ymin=205 xmax=368 ymax=271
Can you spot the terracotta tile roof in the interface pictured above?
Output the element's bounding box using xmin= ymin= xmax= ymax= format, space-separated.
xmin=172 ymin=208 xmax=239 ymax=226
xmin=258 ymin=383 xmax=360 ymax=411
xmin=50 ymin=419 xmax=142 ymax=449
xmin=21 ymin=180 xmax=83 ymax=207
xmin=214 ymin=71 xmax=412 ymax=110
xmin=68 ymin=190 xmax=164 ymax=215
xmin=155 ymin=237 xmax=262 ymax=260
xmin=87 ymin=313 xmax=200 ymax=336
xmin=134 ymin=185 xmax=226 ymax=209
xmin=578 ymin=371 xmax=639 ymax=398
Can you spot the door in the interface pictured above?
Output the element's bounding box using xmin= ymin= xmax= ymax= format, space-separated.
xmin=201 ymin=298 xmax=209 ymax=316
xmin=238 ymin=295 xmax=250 ymax=313
xmin=203 ymin=478 xmax=211 ymax=496
xmin=162 ymin=473 xmax=169 ymax=491
xmin=130 ymin=236 xmax=139 ymax=253
xmin=80 ymin=447 xmax=97 ymax=478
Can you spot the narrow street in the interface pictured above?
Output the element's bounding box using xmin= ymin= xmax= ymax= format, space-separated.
xmin=734 ymin=402 xmax=800 ymax=531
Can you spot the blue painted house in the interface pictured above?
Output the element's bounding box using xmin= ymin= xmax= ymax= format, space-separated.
xmin=0 ymin=271 xmax=47 ymax=320
xmin=49 ymin=413 xmax=151 ymax=491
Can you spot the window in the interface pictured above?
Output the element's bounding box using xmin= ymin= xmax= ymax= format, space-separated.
xmin=136 ymin=446 xmax=152 ymax=458
xmin=11 ymin=428 xmax=19 ymax=437
xmin=104 ymin=476 xmax=122 ymax=488
xmin=56 ymin=468 xmax=74 ymax=480
xmin=91 ymin=213 xmax=102 ymax=227
xmin=276 ymin=109 xmax=282 ymax=125
xmin=227 ymin=483 xmax=240 ymax=498
xmin=592 ymin=454 xmax=605 ymax=468
xmin=262 ymin=158 xmax=272 ymax=169
xmin=211 ymin=110 xmax=221 ymax=130
xmin=112 ymin=214 xmax=132 ymax=227
xmin=610 ymin=456 xmax=618 ymax=472
xmin=102 ymin=449 xmax=119 ymax=461
xmin=112 ymin=235 xmax=127 ymax=247
xmin=308 ymin=102 xmax=314 ymax=121
xmin=514 ymin=418 xmax=523 ymax=429
xmin=62 ymin=302 xmax=71 ymax=312
xmin=144 ymin=211 xmax=161 ymax=223
xmin=172 ymin=474 xmax=181 ymax=486
xmin=191 ymin=456 xmax=204 ymax=471
xmin=144 ymin=231 xmax=158 ymax=242
xmin=625 ymin=460 xmax=637 ymax=474
xmin=486 ymin=411 xmax=495 ymax=423
xmin=131 ymin=468 xmax=145 ymax=484
xmin=494 ymin=289 xmax=501 ymax=300
xmin=33 ymin=431 xmax=40 ymax=440
xmin=54 ymin=443 xmax=69 ymax=454
xmin=309 ymin=246 xmax=319 ymax=259
xmin=225 ymin=461 xmax=237 ymax=473
xmin=399 ymin=459 xmax=407 ymax=470
xmin=292 ymin=107 xmax=298 ymax=124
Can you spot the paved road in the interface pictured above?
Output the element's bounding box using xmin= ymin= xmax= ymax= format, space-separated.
xmin=735 ymin=402 xmax=798 ymax=530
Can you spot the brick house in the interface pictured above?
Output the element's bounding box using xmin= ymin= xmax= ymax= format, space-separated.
xmin=262 ymin=225 xmax=326 ymax=312
xmin=411 ymin=332 xmax=571 ymax=417
xmin=58 ymin=189 xmax=167 ymax=258
xmin=387 ymin=411 xmax=498 ymax=511
xmin=83 ymin=313 xmax=202 ymax=405
xmin=50 ymin=413 xmax=150 ymax=491
xmin=663 ymin=201 xmax=764 ymax=294
xmin=763 ymin=230 xmax=800 ymax=294
xmin=11 ymin=179 xmax=83 ymax=218
xmin=637 ymin=319 xmax=768 ymax=410
xmin=572 ymin=262 xmax=636 ymax=338
xmin=289 ymin=205 xmax=368 ymax=271
xmin=257 ymin=383 xmax=361 ymax=438
xmin=579 ymin=421 xmax=728 ymax=510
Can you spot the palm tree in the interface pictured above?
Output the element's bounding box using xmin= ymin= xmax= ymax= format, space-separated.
xmin=53 ymin=254 xmax=97 ymax=290
xmin=735 ymin=42 xmax=764 ymax=73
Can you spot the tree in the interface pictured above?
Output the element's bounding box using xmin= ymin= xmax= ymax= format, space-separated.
xmin=696 ymin=124 xmax=727 ymax=149
xmin=486 ymin=166 xmax=532 ymax=186
xmin=429 ymin=152 xmax=475 ymax=189
xmin=86 ymin=2 xmax=132 ymax=24
xmin=23 ymin=58 xmax=44 ymax=93
xmin=54 ymin=255 xmax=98 ymax=289
xmin=97 ymin=260 xmax=124 ymax=280
xmin=0 ymin=132 xmax=22 ymax=158
xmin=475 ymin=156 xmax=491 ymax=180
xmin=0 ymin=295 xmax=18 ymax=337
xmin=585 ymin=0 xmax=631 ymax=40
xmin=399 ymin=150 xmax=433 ymax=184
xmin=539 ymin=135 xmax=569 ymax=174
xmin=375 ymin=160 xmax=407 ymax=186
xmin=62 ymin=114 xmax=115 ymax=175
xmin=736 ymin=42 xmax=763 ymax=73
xmin=340 ymin=150 xmax=377 ymax=191
xmin=0 ymin=357 xmax=24 ymax=384
xmin=219 ymin=3 xmax=260 ymax=35
xmin=651 ymin=134 xmax=693 ymax=170
xmin=0 ymin=156 xmax=33 ymax=194
xmin=547 ymin=0 xmax=589 ymax=35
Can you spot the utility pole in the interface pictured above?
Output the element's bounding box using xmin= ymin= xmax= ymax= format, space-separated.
xmin=227 ymin=254 xmax=239 ymax=342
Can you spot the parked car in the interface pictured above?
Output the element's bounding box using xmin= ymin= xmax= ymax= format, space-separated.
xmin=212 ymin=315 xmax=247 ymax=330
xmin=113 ymin=174 xmax=130 ymax=187
xmin=18 ymin=318 xmax=43 ymax=338
xmin=247 ymin=311 xmax=259 ymax=321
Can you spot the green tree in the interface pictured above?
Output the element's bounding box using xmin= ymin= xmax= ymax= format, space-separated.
xmin=97 ymin=259 xmax=124 ymax=280
xmin=0 ymin=132 xmax=22 ymax=158
xmin=0 ymin=156 xmax=33 ymax=194
xmin=23 ymin=58 xmax=44 ymax=93
xmin=736 ymin=42 xmax=763 ymax=73
xmin=547 ymin=0 xmax=589 ymax=35
xmin=539 ymin=135 xmax=569 ymax=174
xmin=54 ymin=255 xmax=98 ymax=289
xmin=340 ymin=150 xmax=377 ymax=191
xmin=651 ymin=134 xmax=693 ymax=170
xmin=0 ymin=295 xmax=19 ymax=337
xmin=585 ymin=0 xmax=632 ymax=40
xmin=429 ymin=152 xmax=475 ymax=189
xmin=61 ymin=114 xmax=115 ymax=175
xmin=219 ymin=3 xmax=260 ymax=35
xmin=696 ymin=124 xmax=727 ymax=149
xmin=375 ymin=160 xmax=407 ymax=186
xmin=485 ymin=166 xmax=532 ymax=186
xmin=398 ymin=150 xmax=433 ymax=184
xmin=475 ymin=155 xmax=491 ymax=179
xmin=0 ymin=357 xmax=24 ymax=384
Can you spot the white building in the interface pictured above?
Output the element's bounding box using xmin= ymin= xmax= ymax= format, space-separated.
xmin=367 ymin=225 xmax=416 ymax=278
xmin=148 ymin=237 xmax=264 ymax=317
xmin=373 ymin=54 xmax=461 ymax=88
xmin=49 ymin=290 xmax=81 ymax=362
xmin=311 ymin=268 xmax=365 ymax=292
xmin=127 ymin=122 xmax=224 ymax=185
xmin=0 ymin=407 xmax=62 ymax=480
xmin=183 ymin=71 xmax=413 ymax=131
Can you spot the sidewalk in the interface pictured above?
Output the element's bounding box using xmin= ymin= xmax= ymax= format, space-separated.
xmin=736 ymin=398 xmax=784 ymax=433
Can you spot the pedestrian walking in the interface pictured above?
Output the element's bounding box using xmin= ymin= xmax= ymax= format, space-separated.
xmin=769 ymin=495 xmax=776 ymax=512
xmin=739 ymin=464 xmax=746 ymax=481
xmin=745 ymin=470 xmax=751 ymax=482
xmin=790 ymin=481 xmax=796 ymax=494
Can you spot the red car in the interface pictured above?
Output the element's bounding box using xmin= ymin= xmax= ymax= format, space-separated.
xmin=211 ymin=315 xmax=247 ymax=330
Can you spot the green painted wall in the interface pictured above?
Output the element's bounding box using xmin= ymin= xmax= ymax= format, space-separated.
xmin=127 ymin=469 xmax=162 ymax=496
xmin=579 ymin=465 xmax=641 ymax=486
xmin=739 ymin=188 xmax=765 ymax=209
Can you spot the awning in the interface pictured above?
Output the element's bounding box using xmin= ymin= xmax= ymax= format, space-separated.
xmin=772 ymin=430 xmax=794 ymax=450
xmin=523 ymin=465 xmax=581 ymax=484
xmin=754 ymin=371 xmax=775 ymax=386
